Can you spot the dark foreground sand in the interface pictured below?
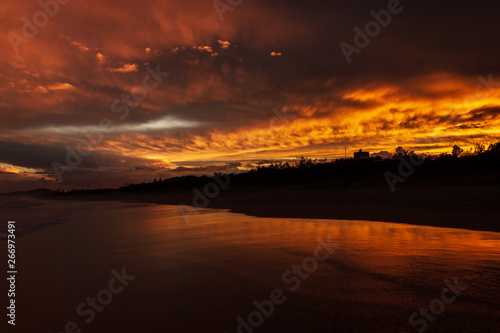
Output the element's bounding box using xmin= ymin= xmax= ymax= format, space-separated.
xmin=3 ymin=201 xmax=499 ymax=333
xmin=49 ymin=184 xmax=500 ymax=232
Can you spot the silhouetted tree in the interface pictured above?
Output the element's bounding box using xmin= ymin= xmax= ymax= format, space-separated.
xmin=475 ymin=143 xmax=486 ymax=154
xmin=488 ymin=142 xmax=500 ymax=153
xmin=452 ymin=145 xmax=463 ymax=157
xmin=395 ymin=146 xmax=407 ymax=156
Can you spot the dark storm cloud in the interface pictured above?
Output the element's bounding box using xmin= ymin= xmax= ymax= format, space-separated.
xmin=466 ymin=106 xmax=500 ymax=122
xmin=1 ymin=0 xmax=500 ymax=191
xmin=3 ymin=0 xmax=498 ymax=130
xmin=0 ymin=141 xmax=156 ymax=171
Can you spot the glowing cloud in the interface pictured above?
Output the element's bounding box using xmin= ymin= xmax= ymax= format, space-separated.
xmin=196 ymin=46 xmax=214 ymax=53
xmin=218 ymin=40 xmax=230 ymax=49
xmin=96 ymin=53 xmax=105 ymax=63
xmin=34 ymin=86 xmax=50 ymax=93
xmin=106 ymin=63 xmax=139 ymax=73
xmin=0 ymin=0 xmax=499 ymax=190
xmin=171 ymin=47 xmax=185 ymax=53
xmin=71 ymin=41 xmax=90 ymax=51
xmin=46 ymin=83 xmax=75 ymax=91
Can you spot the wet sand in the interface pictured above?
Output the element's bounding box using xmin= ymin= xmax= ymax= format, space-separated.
xmin=0 ymin=194 xmax=92 ymax=238
xmin=4 ymin=201 xmax=500 ymax=332
xmin=48 ymin=184 xmax=500 ymax=232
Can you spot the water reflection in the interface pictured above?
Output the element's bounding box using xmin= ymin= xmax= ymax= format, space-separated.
xmin=136 ymin=204 xmax=500 ymax=305
xmin=15 ymin=201 xmax=500 ymax=333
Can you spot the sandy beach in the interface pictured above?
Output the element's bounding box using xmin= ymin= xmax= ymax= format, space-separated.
xmin=3 ymin=200 xmax=499 ymax=332
xmin=47 ymin=183 xmax=500 ymax=232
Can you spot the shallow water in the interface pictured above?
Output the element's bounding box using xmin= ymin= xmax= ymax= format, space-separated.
xmin=8 ymin=201 xmax=500 ymax=332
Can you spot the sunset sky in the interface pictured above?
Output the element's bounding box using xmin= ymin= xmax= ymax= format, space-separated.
xmin=1 ymin=0 xmax=500 ymax=191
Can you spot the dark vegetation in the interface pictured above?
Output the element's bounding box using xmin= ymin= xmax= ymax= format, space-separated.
xmin=56 ymin=141 xmax=500 ymax=196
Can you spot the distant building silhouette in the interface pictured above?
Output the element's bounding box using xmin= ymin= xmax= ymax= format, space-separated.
xmin=354 ymin=149 xmax=369 ymax=159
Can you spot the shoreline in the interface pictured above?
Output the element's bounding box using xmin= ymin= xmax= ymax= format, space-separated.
xmin=12 ymin=196 xmax=500 ymax=332
xmin=42 ymin=183 xmax=500 ymax=233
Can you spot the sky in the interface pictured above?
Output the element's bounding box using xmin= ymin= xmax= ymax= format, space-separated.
xmin=1 ymin=0 xmax=500 ymax=191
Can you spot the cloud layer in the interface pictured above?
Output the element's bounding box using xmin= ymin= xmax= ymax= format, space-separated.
xmin=1 ymin=0 xmax=500 ymax=191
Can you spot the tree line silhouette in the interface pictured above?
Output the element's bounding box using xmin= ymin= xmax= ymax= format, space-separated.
xmin=58 ymin=141 xmax=500 ymax=195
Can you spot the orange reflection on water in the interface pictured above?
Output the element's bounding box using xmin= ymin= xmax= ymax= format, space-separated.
xmin=139 ymin=206 xmax=500 ymax=304
xmin=144 ymin=205 xmax=500 ymax=265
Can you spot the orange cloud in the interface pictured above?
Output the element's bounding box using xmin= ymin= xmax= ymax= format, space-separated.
xmin=0 ymin=165 xmax=21 ymax=174
xmin=106 ymin=63 xmax=138 ymax=73
xmin=34 ymin=85 xmax=50 ymax=93
xmin=71 ymin=41 xmax=90 ymax=51
xmin=81 ymin=73 xmax=500 ymax=163
xmin=196 ymin=46 xmax=214 ymax=53
xmin=46 ymin=83 xmax=75 ymax=91
xmin=96 ymin=53 xmax=105 ymax=63
xmin=218 ymin=40 xmax=230 ymax=49
xmin=0 ymin=0 xmax=499 ymax=190
xmin=171 ymin=47 xmax=185 ymax=53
